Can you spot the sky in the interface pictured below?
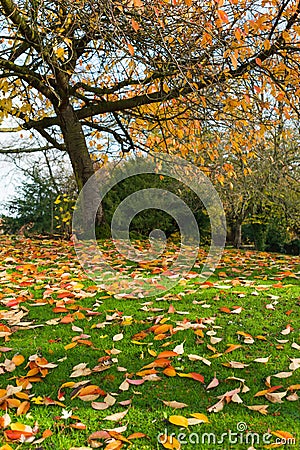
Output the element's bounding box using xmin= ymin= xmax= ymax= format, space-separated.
xmin=0 ymin=127 xmax=28 ymax=214
xmin=0 ymin=159 xmax=22 ymax=213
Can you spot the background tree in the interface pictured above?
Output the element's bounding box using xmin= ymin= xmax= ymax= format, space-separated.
xmin=215 ymin=122 xmax=300 ymax=250
xmin=1 ymin=150 xmax=76 ymax=235
xmin=1 ymin=0 xmax=300 ymax=232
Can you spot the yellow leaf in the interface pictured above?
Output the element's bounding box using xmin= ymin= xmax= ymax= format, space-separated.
xmin=159 ymin=434 xmax=181 ymax=449
xmin=54 ymin=46 xmax=65 ymax=60
xmin=10 ymin=423 xmax=31 ymax=432
xmin=60 ymin=382 xmax=75 ymax=389
xmin=169 ymin=415 xmax=188 ymax=428
xmin=64 ymin=342 xmax=77 ymax=350
xmin=31 ymin=396 xmax=44 ymax=405
xmin=189 ymin=413 xmax=209 ymax=423
xmin=163 ymin=367 xmax=177 ymax=377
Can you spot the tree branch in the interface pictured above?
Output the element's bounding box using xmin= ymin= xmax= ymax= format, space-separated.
xmin=0 ymin=145 xmax=54 ymax=154
xmin=0 ymin=0 xmax=39 ymax=47
xmin=36 ymin=128 xmax=66 ymax=152
xmin=0 ymin=57 xmax=55 ymax=100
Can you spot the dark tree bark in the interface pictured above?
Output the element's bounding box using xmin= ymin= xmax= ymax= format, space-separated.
xmin=58 ymin=103 xmax=104 ymax=235
xmin=232 ymin=220 xmax=242 ymax=249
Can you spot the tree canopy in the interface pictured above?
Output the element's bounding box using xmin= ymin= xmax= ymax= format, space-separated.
xmin=1 ymin=0 xmax=300 ymax=227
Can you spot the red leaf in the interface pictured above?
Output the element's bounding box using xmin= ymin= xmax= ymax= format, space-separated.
xmin=190 ymin=372 xmax=204 ymax=383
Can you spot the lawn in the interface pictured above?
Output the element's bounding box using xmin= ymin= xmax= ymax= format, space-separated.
xmin=0 ymin=235 xmax=299 ymax=450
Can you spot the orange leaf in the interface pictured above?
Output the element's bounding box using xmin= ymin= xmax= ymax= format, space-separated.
xmin=131 ymin=18 xmax=139 ymax=32
xmin=78 ymin=385 xmax=105 ymax=398
xmin=271 ymin=430 xmax=295 ymax=440
xmin=225 ymin=344 xmax=242 ymax=354
xmin=70 ymin=422 xmax=86 ymax=430
xmin=128 ymin=43 xmax=134 ymax=56
xmin=157 ymin=351 xmax=178 ymax=359
xmin=219 ymin=307 xmax=231 ymax=313
xmin=6 ymin=398 xmax=21 ymax=408
xmin=154 ymin=324 xmax=173 ymax=335
xmin=60 ymin=314 xmax=74 ymax=324
xmin=16 ymin=401 xmax=30 ymax=416
xmin=127 ymin=432 xmax=147 ymax=439
xmin=11 ymin=355 xmax=25 ymax=366
xmin=288 ymin=384 xmax=300 ymax=391
xmin=217 ymin=10 xmax=229 ymax=23
xmin=104 ymin=441 xmax=123 ymax=450
xmin=178 ymin=372 xmax=204 ymax=383
xmin=42 ymin=429 xmax=53 ymax=438
xmin=189 ymin=372 xmax=204 ymax=383
xmin=109 ymin=431 xmax=131 ymax=443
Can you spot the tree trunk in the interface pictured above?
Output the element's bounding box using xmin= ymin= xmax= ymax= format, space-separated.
xmin=232 ymin=220 xmax=242 ymax=248
xmin=58 ymin=103 xmax=104 ymax=237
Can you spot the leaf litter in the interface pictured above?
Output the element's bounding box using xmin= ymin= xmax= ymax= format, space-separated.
xmin=0 ymin=236 xmax=299 ymax=448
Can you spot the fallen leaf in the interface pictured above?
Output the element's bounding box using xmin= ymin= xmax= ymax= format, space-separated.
xmin=113 ymin=333 xmax=124 ymax=342
xmin=206 ymin=376 xmax=219 ymax=390
xmin=103 ymin=409 xmax=129 ymax=421
xmin=162 ymin=400 xmax=188 ymax=409
xmin=265 ymin=391 xmax=287 ymax=403
xmin=253 ymin=356 xmax=270 ymax=363
xmin=273 ymin=372 xmax=293 ymax=379
xmin=168 ymin=415 xmax=188 ymax=428
xmin=189 ymin=413 xmax=209 ymax=423
xmin=246 ymin=404 xmax=268 ymax=415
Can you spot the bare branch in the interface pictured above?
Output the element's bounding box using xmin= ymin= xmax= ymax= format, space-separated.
xmin=0 ymin=145 xmax=54 ymax=154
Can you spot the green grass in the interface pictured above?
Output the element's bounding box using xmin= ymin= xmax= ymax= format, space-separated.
xmin=0 ymin=236 xmax=299 ymax=449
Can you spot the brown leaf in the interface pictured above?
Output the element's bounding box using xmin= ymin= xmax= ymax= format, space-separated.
xmin=103 ymin=409 xmax=129 ymax=421
xmin=246 ymin=404 xmax=268 ymax=415
xmin=162 ymin=400 xmax=188 ymax=409
xmin=265 ymin=391 xmax=287 ymax=403
xmin=89 ymin=430 xmax=111 ymax=440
